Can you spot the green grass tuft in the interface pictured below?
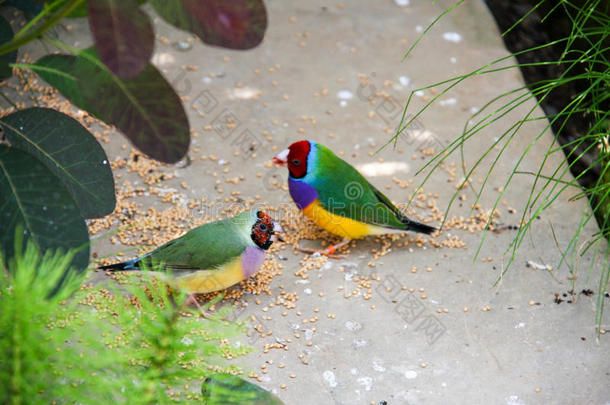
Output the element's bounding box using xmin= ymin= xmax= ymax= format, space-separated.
xmin=388 ymin=0 xmax=609 ymax=334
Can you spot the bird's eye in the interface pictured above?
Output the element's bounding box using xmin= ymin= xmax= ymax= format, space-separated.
xmin=258 ymin=223 xmax=268 ymax=231
xmin=292 ymin=159 xmax=301 ymax=166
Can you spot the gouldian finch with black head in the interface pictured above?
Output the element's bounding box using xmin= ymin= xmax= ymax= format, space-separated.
xmin=100 ymin=210 xmax=282 ymax=304
xmin=273 ymin=140 xmax=436 ymax=256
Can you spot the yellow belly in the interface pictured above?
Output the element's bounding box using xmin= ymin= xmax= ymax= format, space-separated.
xmin=175 ymin=256 xmax=244 ymax=294
xmin=302 ymin=200 xmax=382 ymax=239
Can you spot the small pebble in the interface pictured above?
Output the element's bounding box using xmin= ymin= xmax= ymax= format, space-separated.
xmin=173 ymin=40 xmax=192 ymax=51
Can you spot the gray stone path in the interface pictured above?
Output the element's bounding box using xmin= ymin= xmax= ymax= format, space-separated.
xmin=31 ymin=0 xmax=609 ymax=403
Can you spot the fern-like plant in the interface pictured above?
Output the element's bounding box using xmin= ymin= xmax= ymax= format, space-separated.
xmin=0 ymin=236 xmax=251 ymax=404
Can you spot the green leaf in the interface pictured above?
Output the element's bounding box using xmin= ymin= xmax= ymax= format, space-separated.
xmin=32 ymin=48 xmax=190 ymax=163
xmin=1 ymin=107 xmax=115 ymax=219
xmin=0 ymin=145 xmax=89 ymax=271
xmin=0 ymin=15 xmax=17 ymax=80
xmin=150 ymin=0 xmax=267 ymax=50
xmin=29 ymin=54 xmax=90 ymax=107
xmin=67 ymin=3 xmax=90 ymax=18
xmin=202 ymin=374 xmax=285 ymax=405
xmin=88 ymin=0 xmax=155 ymax=78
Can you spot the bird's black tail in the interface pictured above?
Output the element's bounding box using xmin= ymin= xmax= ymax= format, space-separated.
xmin=401 ymin=218 xmax=437 ymax=235
xmin=99 ymin=257 xmax=140 ymax=271
xmin=371 ymin=188 xmax=437 ymax=235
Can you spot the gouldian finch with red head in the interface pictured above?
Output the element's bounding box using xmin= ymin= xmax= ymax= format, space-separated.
xmin=273 ymin=140 xmax=435 ymax=256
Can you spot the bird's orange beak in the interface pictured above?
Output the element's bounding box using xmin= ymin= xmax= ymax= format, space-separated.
xmin=272 ymin=149 xmax=289 ymax=167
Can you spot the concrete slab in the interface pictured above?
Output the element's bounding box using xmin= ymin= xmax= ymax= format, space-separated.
xmin=19 ymin=0 xmax=609 ymax=403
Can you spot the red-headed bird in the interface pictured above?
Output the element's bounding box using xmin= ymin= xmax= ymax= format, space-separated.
xmin=273 ymin=140 xmax=435 ymax=257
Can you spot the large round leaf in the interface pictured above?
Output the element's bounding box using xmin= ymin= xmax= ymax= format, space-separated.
xmin=88 ymin=0 xmax=155 ymax=78
xmin=0 ymin=15 xmax=17 ymax=80
xmin=151 ymin=0 xmax=267 ymax=50
xmin=27 ymin=54 xmax=90 ymax=108
xmin=68 ymin=0 xmax=149 ymax=18
xmin=1 ymin=108 xmax=115 ymax=219
xmin=32 ymin=48 xmax=190 ymax=163
xmin=0 ymin=145 xmax=89 ymax=271
xmin=202 ymin=374 xmax=286 ymax=405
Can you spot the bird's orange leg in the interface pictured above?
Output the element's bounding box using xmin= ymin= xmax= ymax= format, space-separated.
xmin=298 ymin=238 xmax=350 ymax=259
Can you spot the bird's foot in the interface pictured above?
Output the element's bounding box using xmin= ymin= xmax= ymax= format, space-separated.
xmin=298 ymin=246 xmax=346 ymax=259
xmin=298 ymin=238 xmax=350 ymax=259
xmin=184 ymin=294 xmax=213 ymax=318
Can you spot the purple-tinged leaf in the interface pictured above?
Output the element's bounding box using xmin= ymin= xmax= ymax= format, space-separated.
xmin=33 ymin=48 xmax=190 ymax=163
xmin=151 ymin=0 xmax=267 ymax=50
xmin=88 ymin=0 xmax=155 ymax=78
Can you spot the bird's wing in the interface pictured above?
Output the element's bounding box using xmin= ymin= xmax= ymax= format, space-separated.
xmin=311 ymin=146 xmax=407 ymax=230
xmin=146 ymin=218 xmax=249 ymax=273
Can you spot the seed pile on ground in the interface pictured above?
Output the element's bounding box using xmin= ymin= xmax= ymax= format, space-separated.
xmin=1 ymin=49 xmax=529 ymax=396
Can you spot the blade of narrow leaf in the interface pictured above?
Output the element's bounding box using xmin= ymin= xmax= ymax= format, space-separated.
xmin=151 ymin=0 xmax=267 ymax=50
xmin=33 ymin=49 xmax=190 ymax=163
xmin=1 ymin=107 xmax=116 ymax=219
xmin=0 ymin=145 xmax=89 ymax=271
xmin=88 ymin=0 xmax=155 ymax=78
xmin=0 ymin=15 xmax=17 ymax=80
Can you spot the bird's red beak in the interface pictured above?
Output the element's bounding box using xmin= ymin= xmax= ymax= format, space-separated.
xmin=272 ymin=149 xmax=289 ymax=167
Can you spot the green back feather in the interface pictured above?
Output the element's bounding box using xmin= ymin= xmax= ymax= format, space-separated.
xmin=144 ymin=211 xmax=255 ymax=271
xmin=310 ymin=143 xmax=408 ymax=230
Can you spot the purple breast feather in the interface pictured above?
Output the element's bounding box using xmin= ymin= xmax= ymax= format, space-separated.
xmin=288 ymin=178 xmax=318 ymax=209
xmin=241 ymin=246 xmax=266 ymax=278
